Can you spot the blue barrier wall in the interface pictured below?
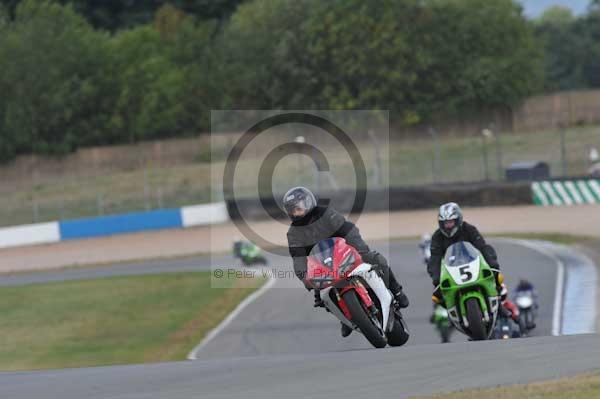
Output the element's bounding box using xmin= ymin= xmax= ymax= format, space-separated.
xmin=0 ymin=202 xmax=230 ymax=249
xmin=59 ymin=209 xmax=183 ymax=240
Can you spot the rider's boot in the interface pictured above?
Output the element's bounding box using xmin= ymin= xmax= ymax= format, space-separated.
xmin=432 ymin=287 xmax=446 ymax=308
xmin=389 ymin=277 xmax=409 ymax=308
xmin=313 ymin=289 xmax=324 ymax=307
xmin=394 ymin=289 xmax=409 ymax=308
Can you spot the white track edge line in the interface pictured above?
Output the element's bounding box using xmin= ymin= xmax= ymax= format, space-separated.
xmin=187 ymin=276 xmax=276 ymax=360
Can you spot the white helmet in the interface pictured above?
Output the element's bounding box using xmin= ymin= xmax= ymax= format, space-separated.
xmin=438 ymin=202 xmax=463 ymax=238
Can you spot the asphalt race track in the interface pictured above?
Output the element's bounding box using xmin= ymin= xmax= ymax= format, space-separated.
xmin=194 ymin=240 xmax=557 ymax=358
xmin=0 ymin=239 xmax=597 ymax=399
xmin=1 ymin=335 xmax=599 ymax=399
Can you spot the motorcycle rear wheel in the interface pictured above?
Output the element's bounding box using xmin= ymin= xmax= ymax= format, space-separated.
xmin=387 ymin=314 xmax=409 ymax=347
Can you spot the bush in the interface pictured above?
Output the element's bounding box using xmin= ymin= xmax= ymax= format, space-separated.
xmin=0 ymin=0 xmax=111 ymax=160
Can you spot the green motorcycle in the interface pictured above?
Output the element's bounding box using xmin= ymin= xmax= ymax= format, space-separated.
xmin=431 ymin=304 xmax=453 ymax=343
xmin=233 ymin=241 xmax=268 ymax=266
xmin=439 ymin=241 xmax=500 ymax=341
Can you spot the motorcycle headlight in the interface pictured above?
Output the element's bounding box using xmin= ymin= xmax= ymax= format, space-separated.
xmin=338 ymin=254 xmax=356 ymax=276
xmin=516 ymin=296 xmax=533 ymax=308
xmin=312 ymin=278 xmax=333 ymax=289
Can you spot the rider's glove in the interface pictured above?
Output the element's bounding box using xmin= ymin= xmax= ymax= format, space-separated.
xmin=363 ymin=251 xmax=388 ymax=268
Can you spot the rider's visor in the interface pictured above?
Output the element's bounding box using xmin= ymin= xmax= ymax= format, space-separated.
xmin=443 ymin=220 xmax=456 ymax=230
xmin=291 ymin=204 xmax=307 ymax=217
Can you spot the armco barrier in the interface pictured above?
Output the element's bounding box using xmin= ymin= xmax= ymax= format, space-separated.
xmin=0 ymin=202 xmax=229 ymax=249
xmin=59 ymin=209 xmax=183 ymax=240
xmin=0 ymin=222 xmax=61 ymax=248
xmin=181 ymin=202 xmax=229 ymax=227
xmin=226 ymin=182 xmax=533 ymax=220
xmin=532 ymin=179 xmax=600 ymax=206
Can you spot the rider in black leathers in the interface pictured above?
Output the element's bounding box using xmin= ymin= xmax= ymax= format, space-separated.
xmin=284 ymin=187 xmax=409 ymax=337
xmin=428 ymin=202 xmax=503 ymax=303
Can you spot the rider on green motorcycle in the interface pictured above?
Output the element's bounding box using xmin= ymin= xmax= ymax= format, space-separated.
xmin=427 ymin=202 xmax=504 ymax=305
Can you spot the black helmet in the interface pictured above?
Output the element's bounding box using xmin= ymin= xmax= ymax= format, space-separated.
xmin=283 ymin=187 xmax=316 ymax=222
xmin=438 ymin=202 xmax=463 ymax=238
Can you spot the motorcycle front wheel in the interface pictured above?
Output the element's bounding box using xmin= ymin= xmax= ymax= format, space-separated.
xmin=465 ymin=298 xmax=488 ymax=341
xmin=342 ymin=290 xmax=387 ymax=348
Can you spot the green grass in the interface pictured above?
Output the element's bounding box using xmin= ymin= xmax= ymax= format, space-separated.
xmin=0 ymin=125 xmax=598 ymax=226
xmin=411 ymin=372 xmax=600 ymax=399
xmin=0 ymin=271 xmax=264 ymax=370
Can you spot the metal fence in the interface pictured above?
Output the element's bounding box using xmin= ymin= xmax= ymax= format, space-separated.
xmin=389 ymin=123 xmax=600 ymax=186
xmin=0 ymin=118 xmax=599 ymax=228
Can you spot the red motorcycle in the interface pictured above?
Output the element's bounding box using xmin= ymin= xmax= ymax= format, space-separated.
xmin=305 ymin=238 xmax=410 ymax=348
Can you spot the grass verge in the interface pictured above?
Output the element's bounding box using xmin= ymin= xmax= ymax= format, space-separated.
xmin=0 ymin=271 xmax=264 ymax=371
xmin=411 ymin=372 xmax=600 ymax=399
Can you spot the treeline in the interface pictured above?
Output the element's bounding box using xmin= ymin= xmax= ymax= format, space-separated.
xmin=0 ymin=0 xmax=246 ymax=30
xmin=535 ymin=4 xmax=600 ymax=91
xmin=0 ymin=0 xmax=597 ymax=161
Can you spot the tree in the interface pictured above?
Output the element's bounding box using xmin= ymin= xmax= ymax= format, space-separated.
xmin=537 ymin=5 xmax=575 ymax=26
xmin=154 ymin=3 xmax=186 ymax=39
xmin=106 ymin=25 xmax=187 ymax=142
xmin=302 ymin=0 xmax=428 ymax=120
xmin=1 ymin=0 xmax=248 ymax=31
xmin=534 ymin=6 xmax=584 ymax=91
xmin=576 ymin=8 xmax=600 ymax=87
xmin=162 ymin=15 xmax=223 ymax=132
xmin=0 ymin=0 xmax=111 ymax=159
xmin=220 ymin=0 xmax=316 ymax=109
xmin=416 ymin=0 xmax=543 ymax=115
xmin=298 ymin=0 xmax=542 ymax=121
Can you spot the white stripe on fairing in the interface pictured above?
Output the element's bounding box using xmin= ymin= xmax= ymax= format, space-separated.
xmin=553 ymin=181 xmax=573 ymax=205
xmin=0 ymin=222 xmax=61 ymax=249
xmin=564 ymin=181 xmax=583 ymax=204
xmin=588 ymin=180 xmax=600 ymax=201
xmin=531 ymin=182 xmax=550 ymax=206
xmin=576 ymin=180 xmax=596 ymax=204
xmin=541 ymin=181 xmax=562 ymax=205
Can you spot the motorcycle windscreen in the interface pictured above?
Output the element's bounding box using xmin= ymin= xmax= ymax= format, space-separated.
xmin=308 ymin=238 xmax=338 ymax=269
xmin=443 ymin=242 xmax=480 ymax=267
xmin=443 ymin=242 xmax=481 ymax=285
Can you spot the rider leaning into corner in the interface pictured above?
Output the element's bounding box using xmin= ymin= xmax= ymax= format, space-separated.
xmin=427 ymin=202 xmax=505 ymax=305
xmin=283 ymin=186 xmax=409 ymax=337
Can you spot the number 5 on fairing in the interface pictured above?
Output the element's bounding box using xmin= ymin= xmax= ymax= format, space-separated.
xmin=458 ymin=265 xmax=473 ymax=282
xmin=439 ymin=242 xmax=500 ymax=341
